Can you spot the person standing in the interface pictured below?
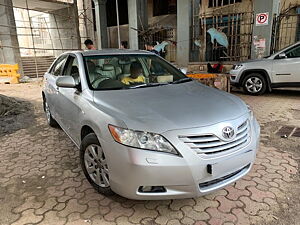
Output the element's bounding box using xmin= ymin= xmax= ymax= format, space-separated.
xmin=84 ymin=39 xmax=96 ymax=50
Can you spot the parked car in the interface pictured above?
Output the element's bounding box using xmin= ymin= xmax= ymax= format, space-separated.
xmin=42 ymin=49 xmax=260 ymax=200
xmin=230 ymin=42 xmax=300 ymax=95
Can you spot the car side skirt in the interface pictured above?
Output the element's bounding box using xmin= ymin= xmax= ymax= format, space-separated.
xmin=271 ymin=82 xmax=300 ymax=88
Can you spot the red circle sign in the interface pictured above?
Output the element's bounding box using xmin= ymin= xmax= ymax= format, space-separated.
xmin=257 ymin=13 xmax=268 ymax=24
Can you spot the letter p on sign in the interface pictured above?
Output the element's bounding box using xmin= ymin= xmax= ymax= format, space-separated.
xmin=256 ymin=12 xmax=269 ymax=26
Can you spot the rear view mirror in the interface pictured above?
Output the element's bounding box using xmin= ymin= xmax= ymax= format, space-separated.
xmin=56 ymin=76 xmax=76 ymax=88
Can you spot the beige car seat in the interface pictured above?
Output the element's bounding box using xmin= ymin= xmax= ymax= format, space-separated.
xmin=98 ymin=64 xmax=116 ymax=80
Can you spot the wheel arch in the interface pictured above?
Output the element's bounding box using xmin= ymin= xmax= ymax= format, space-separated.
xmin=42 ymin=91 xmax=46 ymax=111
xmin=81 ymin=125 xmax=96 ymax=141
xmin=239 ymin=69 xmax=272 ymax=92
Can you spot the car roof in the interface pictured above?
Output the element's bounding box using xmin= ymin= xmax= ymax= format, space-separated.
xmin=69 ymin=49 xmax=155 ymax=57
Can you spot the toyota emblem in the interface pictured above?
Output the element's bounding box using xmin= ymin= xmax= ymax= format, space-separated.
xmin=222 ymin=126 xmax=235 ymax=139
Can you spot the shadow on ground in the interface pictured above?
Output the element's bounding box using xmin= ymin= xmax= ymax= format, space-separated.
xmin=0 ymin=94 xmax=37 ymax=137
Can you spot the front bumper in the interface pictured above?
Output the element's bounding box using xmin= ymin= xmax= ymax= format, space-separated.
xmin=100 ymin=115 xmax=260 ymax=200
xmin=229 ymin=69 xmax=242 ymax=85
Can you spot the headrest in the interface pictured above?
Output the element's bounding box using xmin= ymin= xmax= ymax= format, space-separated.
xmin=71 ymin=66 xmax=79 ymax=74
xmin=118 ymin=58 xmax=136 ymax=65
xmin=103 ymin=64 xmax=114 ymax=71
xmin=115 ymin=66 xmax=122 ymax=75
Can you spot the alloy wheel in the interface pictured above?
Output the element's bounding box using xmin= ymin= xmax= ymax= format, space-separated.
xmin=245 ymin=77 xmax=263 ymax=93
xmin=84 ymin=144 xmax=110 ymax=188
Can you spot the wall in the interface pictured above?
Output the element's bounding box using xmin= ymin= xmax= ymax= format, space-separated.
xmin=107 ymin=24 xmax=129 ymax=48
xmin=198 ymin=0 xmax=254 ymax=62
xmin=49 ymin=4 xmax=81 ymax=56
xmin=199 ymin=0 xmax=253 ymax=14
xmin=275 ymin=0 xmax=300 ymax=50
xmin=14 ymin=9 xmax=55 ymax=56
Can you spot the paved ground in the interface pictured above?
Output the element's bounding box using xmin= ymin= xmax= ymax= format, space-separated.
xmin=0 ymin=83 xmax=299 ymax=225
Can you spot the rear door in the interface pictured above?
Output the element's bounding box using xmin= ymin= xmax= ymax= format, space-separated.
xmin=55 ymin=54 xmax=83 ymax=144
xmin=272 ymin=44 xmax=300 ymax=84
xmin=44 ymin=54 xmax=68 ymax=121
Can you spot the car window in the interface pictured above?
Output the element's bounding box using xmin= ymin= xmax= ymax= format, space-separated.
xmin=285 ymin=45 xmax=300 ymax=58
xmin=63 ymin=55 xmax=80 ymax=85
xmin=50 ymin=55 xmax=68 ymax=76
xmin=83 ymin=54 xmax=187 ymax=90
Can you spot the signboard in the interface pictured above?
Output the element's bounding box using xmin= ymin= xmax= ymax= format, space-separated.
xmin=256 ymin=12 xmax=269 ymax=26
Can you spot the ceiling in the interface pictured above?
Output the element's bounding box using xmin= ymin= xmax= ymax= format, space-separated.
xmin=13 ymin=0 xmax=73 ymax=13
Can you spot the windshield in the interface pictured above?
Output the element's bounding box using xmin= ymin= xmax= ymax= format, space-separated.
xmin=83 ymin=54 xmax=188 ymax=90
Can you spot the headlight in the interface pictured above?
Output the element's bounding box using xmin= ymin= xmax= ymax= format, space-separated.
xmin=108 ymin=125 xmax=179 ymax=155
xmin=247 ymin=105 xmax=254 ymax=120
xmin=233 ymin=64 xmax=243 ymax=70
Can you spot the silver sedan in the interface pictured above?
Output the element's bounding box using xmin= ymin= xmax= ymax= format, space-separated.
xmin=42 ymin=49 xmax=260 ymax=200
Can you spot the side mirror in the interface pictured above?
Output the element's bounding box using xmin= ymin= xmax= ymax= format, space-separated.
xmin=277 ymin=53 xmax=287 ymax=59
xmin=56 ymin=76 xmax=76 ymax=88
xmin=179 ymin=67 xmax=187 ymax=74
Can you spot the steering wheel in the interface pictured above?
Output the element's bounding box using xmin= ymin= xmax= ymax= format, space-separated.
xmin=92 ymin=76 xmax=111 ymax=88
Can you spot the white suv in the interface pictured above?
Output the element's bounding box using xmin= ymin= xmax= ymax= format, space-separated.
xmin=230 ymin=42 xmax=300 ymax=95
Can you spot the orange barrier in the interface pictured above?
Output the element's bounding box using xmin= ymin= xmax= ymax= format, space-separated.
xmin=187 ymin=73 xmax=217 ymax=79
xmin=187 ymin=73 xmax=230 ymax=92
xmin=0 ymin=64 xmax=21 ymax=84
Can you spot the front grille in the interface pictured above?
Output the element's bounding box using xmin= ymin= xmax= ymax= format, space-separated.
xmin=179 ymin=120 xmax=250 ymax=155
xmin=199 ymin=164 xmax=250 ymax=189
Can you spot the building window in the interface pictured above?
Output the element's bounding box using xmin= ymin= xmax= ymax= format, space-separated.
xmin=106 ymin=0 xmax=129 ymax=27
xmin=153 ymin=0 xmax=176 ymax=16
xmin=208 ymin=0 xmax=242 ymax=8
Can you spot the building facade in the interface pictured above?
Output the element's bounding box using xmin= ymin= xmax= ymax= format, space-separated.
xmin=1 ymin=0 xmax=300 ymax=76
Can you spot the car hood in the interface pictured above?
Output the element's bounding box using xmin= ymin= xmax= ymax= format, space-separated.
xmin=93 ymin=81 xmax=248 ymax=133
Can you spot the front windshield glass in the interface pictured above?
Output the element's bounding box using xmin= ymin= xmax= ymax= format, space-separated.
xmin=83 ymin=54 xmax=188 ymax=90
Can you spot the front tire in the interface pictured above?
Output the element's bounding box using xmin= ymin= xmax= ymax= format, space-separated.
xmin=80 ymin=133 xmax=114 ymax=195
xmin=242 ymin=73 xmax=267 ymax=95
xmin=43 ymin=98 xmax=58 ymax=127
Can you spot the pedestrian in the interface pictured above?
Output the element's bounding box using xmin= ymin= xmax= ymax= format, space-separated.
xmin=145 ymin=41 xmax=160 ymax=56
xmin=120 ymin=41 xmax=128 ymax=49
xmin=84 ymin=39 xmax=96 ymax=50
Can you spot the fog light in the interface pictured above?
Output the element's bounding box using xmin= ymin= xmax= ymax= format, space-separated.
xmin=138 ymin=186 xmax=166 ymax=193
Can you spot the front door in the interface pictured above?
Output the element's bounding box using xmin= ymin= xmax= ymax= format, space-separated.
xmin=44 ymin=55 xmax=68 ymax=122
xmin=272 ymin=44 xmax=300 ymax=84
xmin=56 ymin=54 xmax=83 ymax=144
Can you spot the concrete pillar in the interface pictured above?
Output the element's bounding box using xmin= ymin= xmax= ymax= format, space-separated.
xmin=49 ymin=4 xmax=81 ymax=56
xmin=127 ymin=0 xmax=148 ymax=50
xmin=94 ymin=0 xmax=108 ymax=49
xmin=176 ymin=0 xmax=192 ymax=67
xmin=0 ymin=0 xmax=23 ymax=75
xmin=251 ymin=0 xmax=280 ymax=59
xmin=190 ymin=0 xmax=200 ymax=62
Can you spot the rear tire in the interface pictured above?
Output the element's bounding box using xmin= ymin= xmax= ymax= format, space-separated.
xmin=80 ymin=133 xmax=114 ymax=196
xmin=242 ymin=73 xmax=267 ymax=95
xmin=43 ymin=98 xmax=58 ymax=127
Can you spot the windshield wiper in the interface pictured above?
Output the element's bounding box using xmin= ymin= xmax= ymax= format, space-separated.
xmin=171 ymin=77 xmax=193 ymax=84
xmin=129 ymin=83 xmax=168 ymax=89
xmin=97 ymin=86 xmax=127 ymax=90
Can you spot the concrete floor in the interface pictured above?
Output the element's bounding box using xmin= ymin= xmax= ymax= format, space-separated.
xmin=0 ymin=83 xmax=299 ymax=225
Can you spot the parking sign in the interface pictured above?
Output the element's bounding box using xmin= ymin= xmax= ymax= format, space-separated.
xmin=256 ymin=12 xmax=269 ymax=26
